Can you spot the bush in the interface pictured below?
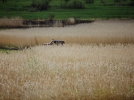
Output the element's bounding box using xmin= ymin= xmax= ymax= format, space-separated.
xmin=85 ymin=0 xmax=94 ymax=4
xmin=101 ymin=0 xmax=106 ymax=5
xmin=31 ymin=0 xmax=51 ymax=11
xmin=60 ymin=0 xmax=68 ymax=8
xmin=114 ymin=0 xmax=121 ymax=3
xmin=68 ymin=0 xmax=85 ymax=9
xmin=60 ymin=0 xmax=85 ymax=9
xmin=128 ymin=1 xmax=134 ymax=6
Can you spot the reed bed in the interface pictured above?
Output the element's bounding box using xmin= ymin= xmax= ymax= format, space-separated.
xmin=0 ymin=20 xmax=134 ymax=100
xmin=0 ymin=19 xmax=134 ymax=48
xmin=0 ymin=17 xmax=23 ymax=28
xmin=0 ymin=44 xmax=134 ymax=100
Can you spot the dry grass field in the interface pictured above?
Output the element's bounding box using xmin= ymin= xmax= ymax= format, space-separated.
xmin=0 ymin=19 xmax=134 ymax=47
xmin=0 ymin=17 xmax=23 ymax=28
xmin=0 ymin=20 xmax=134 ymax=100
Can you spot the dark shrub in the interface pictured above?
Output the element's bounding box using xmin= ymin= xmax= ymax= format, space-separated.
xmin=64 ymin=0 xmax=70 ymax=2
xmin=101 ymin=0 xmax=106 ymax=4
xmin=60 ymin=0 xmax=85 ymax=9
xmin=128 ymin=1 xmax=134 ymax=6
xmin=67 ymin=0 xmax=85 ymax=9
xmin=31 ymin=0 xmax=51 ymax=11
xmin=85 ymin=0 xmax=94 ymax=4
xmin=114 ymin=0 xmax=121 ymax=3
xmin=60 ymin=0 xmax=68 ymax=8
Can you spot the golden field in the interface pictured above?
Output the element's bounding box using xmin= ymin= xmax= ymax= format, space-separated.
xmin=0 ymin=20 xmax=134 ymax=47
xmin=0 ymin=17 xmax=23 ymax=28
xmin=0 ymin=20 xmax=134 ymax=100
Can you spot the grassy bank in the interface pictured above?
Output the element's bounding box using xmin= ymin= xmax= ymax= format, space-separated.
xmin=0 ymin=0 xmax=134 ymax=19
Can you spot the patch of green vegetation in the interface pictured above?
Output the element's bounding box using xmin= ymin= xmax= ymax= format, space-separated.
xmin=0 ymin=0 xmax=134 ymax=19
xmin=0 ymin=49 xmax=11 ymax=54
xmin=60 ymin=0 xmax=85 ymax=9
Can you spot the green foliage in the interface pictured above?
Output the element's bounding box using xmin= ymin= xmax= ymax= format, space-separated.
xmin=114 ymin=0 xmax=122 ymax=3
xmin=2 ymin=0 xmax=7 ymax=3
xmin=60 ymin=0 xmax=68 ymax=8
xmin=31 ymin=0 xmax=51 ymax=11
xmin=0 ymin=49 xmax=10 ymax=54
xmin=64 ymin=0 xmax=70 ymax=2
xmin=101 ymin=0 xmax=106 ymax=4
xmin=68 ymin=0 xmax=85 ymax=9
xmin=0 ymin=0 xmax=134 ymax=19
xmin=60 ymin=0 xmax=85 ymax=9
xmin=85 ymin=0 xmax=94 ymax=4
xmin=128 ymin=0 xmax=134 ymax=6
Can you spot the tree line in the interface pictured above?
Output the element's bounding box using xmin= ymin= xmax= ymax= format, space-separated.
xmin=31 ymin=0 xmax=134 ymax=11
xmin=2 ymin=0 xmax=134 ymax=10
xmin=31 ymin=0 xmax=95 ymax=11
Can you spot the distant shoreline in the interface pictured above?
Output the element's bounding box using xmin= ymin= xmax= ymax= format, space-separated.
xmin=0 ymin=18 xmax=134 ymax=29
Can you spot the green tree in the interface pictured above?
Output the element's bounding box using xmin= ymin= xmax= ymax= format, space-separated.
xmin=60 ymin=0 xmax=85 ymax=9
xmin=114 ymin=0 xmax=122 ymax=3
xmin=128 ymin=0 xmax=134 ymax=6
xmin=85 ymin=0 xmax=94 ymax=4
xmin=31 ymin=0 xmax=51 ymax=11
xmin=2 ymin=0 xmax=7 ymax=3
xmin=68 ymin=0 xmax=85 ymax=9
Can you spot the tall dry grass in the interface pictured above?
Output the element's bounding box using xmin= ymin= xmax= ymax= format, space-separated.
xmin=0 ymin=20 xmax=134 ymax=100
xmin=0 ymin=17 xmax=23 ymax=28
xmin=0 ymin=44 xmax=134 ymax=100
xmin=0 ymin=19 xmax=134 ymax=48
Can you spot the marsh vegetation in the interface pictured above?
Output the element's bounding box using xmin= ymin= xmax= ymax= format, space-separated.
xmin=0 ymin=20 xmax=134 ymax=100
